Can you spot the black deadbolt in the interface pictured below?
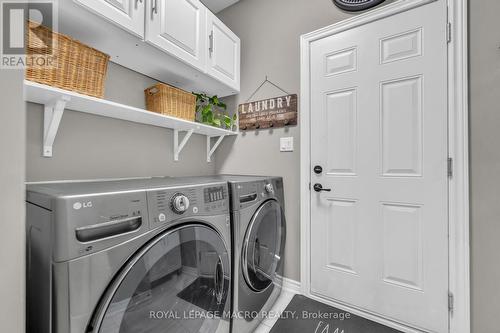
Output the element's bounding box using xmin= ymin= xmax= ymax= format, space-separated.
xmin=313 ymin=165 xmax=323 ymax=174
xmin=313 ymin=183 xmax=332 ymax=192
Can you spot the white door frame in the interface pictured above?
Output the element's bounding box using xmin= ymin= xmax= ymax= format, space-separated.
xmin=299 ymin=0 xmax=469 ymax=332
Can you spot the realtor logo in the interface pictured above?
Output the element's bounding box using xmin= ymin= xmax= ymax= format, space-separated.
xmin=1 ymin=0 xmax=57 ymax=69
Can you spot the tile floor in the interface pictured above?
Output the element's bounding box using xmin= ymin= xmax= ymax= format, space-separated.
xmin=253 ymin=290 xmax=298 ymax=333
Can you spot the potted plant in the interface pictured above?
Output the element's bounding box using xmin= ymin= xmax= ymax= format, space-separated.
xmin=194 ymin=93 xmax=237 ymax=131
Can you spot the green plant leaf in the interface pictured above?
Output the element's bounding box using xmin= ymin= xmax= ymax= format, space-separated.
xmin=202 ymin=105 xmax=212 ymax=115
xmin=193 ymin=92 xmax=235 ymax=128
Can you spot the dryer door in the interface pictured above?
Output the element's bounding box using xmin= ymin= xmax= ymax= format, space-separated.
xmin=242 ymin=199 xmax=286 ymax=292
xmin=90 ymin=224 xmax=230 ymax=333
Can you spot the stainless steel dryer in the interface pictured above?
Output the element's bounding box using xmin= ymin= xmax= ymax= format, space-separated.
xmin=221 ymin=175 xmax=286 ymax=333
xmin=26 ymin=177 xmax=232 ymax=333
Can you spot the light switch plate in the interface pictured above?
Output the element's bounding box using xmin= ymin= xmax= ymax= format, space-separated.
xmin=280 ymin=137 xmax=294 ymax=152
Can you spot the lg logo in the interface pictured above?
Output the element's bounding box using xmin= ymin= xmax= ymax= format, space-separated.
xmin=73 ymin=201 xmax=93 ymax=210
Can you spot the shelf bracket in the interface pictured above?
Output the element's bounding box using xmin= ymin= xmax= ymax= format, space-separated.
xmin=43 ymin=95 xmax=70 ymax=157
xmin=173 ymin=129 xmax=194 ymax=161
xmin=206 ymin=135 xmax=226 ymax=162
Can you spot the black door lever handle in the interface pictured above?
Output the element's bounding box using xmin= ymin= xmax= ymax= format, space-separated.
xmin=313 ymin=183 xmax=331 ymax=192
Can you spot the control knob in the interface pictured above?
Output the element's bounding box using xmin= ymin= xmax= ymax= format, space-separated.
xmin=264 ymin=183 xmax=274 ymax=194
xmin=170 ymin=193 xmax=190 ymax=214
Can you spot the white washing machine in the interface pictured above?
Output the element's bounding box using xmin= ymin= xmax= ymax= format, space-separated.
xmin=26 ymin=177 xmax=232 ymax=333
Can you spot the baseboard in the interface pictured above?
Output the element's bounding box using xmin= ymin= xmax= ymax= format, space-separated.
xmin=281 ymin=277 xmax=301 ymax=294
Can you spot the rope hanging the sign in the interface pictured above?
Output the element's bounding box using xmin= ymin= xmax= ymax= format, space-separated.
xmin=245 ymin=76 xmax=290 ymax=103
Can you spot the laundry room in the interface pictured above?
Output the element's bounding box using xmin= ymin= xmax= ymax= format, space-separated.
xmin=1 ymin=0 xmax=499 ymax=332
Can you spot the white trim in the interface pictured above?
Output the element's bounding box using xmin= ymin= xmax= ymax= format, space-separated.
xmin=281 ymin=277 xmax=301 ymax=294
xmin=299 ymin=0 xmax=469 ymax=332
xmin=446 ymin=0 xmax=470 ymax=332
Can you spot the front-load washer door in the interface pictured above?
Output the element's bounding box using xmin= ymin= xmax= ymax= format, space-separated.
xmin=89 ymin=224 xmax=230 ymax=333
xmin=242 ymin=199 xmax=285 ymax=292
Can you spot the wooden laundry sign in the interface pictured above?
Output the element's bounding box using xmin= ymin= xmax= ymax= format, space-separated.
xmin=238 ymin=94 xmax=298 ymax=130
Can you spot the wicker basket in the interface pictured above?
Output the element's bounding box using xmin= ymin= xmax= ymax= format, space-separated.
xmin=145 ymin=83 xmax=196 ymax=122
xmin=26 ymin=20 xmax=110 ymax=98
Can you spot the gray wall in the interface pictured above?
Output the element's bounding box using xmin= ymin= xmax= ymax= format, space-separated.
xmin=215 ymin=0 xmax=396 ymax=282
xmin=0 ymin=71 xmax=25 ymax=331
xmin=26 ymin=62 xmax=216 ymax=181
xmin=469 ymin=0 xmax=500 ymax=332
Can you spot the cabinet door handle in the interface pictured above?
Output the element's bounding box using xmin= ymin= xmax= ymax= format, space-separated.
xmin=209 ymin=31 xmax=214 ymax=57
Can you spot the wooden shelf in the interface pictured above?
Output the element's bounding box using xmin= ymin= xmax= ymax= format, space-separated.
xmin=24 ymin=80 xmax=237 ymax=161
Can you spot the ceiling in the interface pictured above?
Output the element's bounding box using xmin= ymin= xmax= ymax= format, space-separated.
xmin=202 ymin=0 xmax=240 ymax=13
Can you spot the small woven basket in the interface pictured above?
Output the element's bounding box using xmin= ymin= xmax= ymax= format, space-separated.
xmin=145 ymin=83 xmax=196 ymax=122
xmin=26 ymin=20 xmax=110 ymax=98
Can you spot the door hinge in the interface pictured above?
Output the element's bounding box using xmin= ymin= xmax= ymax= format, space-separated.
xmin=448 ymin=157 xmax=453 ymax=178
xmin=309 ymin=182 xmax=311 ymax=191
xmin=448 ymin=292 xmax=454 ymax=311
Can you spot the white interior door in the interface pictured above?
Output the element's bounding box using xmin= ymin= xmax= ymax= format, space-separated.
xmin=146 ymin=0 xmax=207 ymax=71
xmin=75 ymin=0 xmax=145 ymax=37
xmin=309 ymin=1 xmax=449 ymax=332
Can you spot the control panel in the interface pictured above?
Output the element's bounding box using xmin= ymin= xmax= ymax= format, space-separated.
xmin=147 ymin=183 xmax=229 ymax=228
xmin=229 ymin=177 xmax=284 ymax=211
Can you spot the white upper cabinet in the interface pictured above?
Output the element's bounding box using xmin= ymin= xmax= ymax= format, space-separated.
xmin=206 ymin=11 xmax=240 ymax=91
xmin=146 ymin=0 xmax=207 ymax=71
xmin=74 ymin=0 xmax=145 ymax=37
xmin=64 ymin=0 xmax=240 ymax=95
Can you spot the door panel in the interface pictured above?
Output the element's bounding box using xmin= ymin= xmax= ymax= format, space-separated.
xmin=325 ymin=199 xmax=358 ymax=274
xmin=147 ymin=0 xmax=207 ymax=71
xmin=326 ymin=88 xmax=358 ymax=175
xmin=75 ymin=0 xmax=145 ymax=37
xmin=310 ymin=1 xmax=448 ymax=332
xmin=381 ymin=202 xmax=423 ymax=290
xmin=206 ymin=11 xmax=240 ymax=90
xmin=91 ymin=225 xmax=230 ymax=333
xmin=381 ymin=76 xmax=423 ymax=176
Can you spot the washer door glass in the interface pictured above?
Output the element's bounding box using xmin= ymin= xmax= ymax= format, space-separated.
xmin=242 ymin=199 xmax=285 ymax=292
xmin=92 ymin=225 xmax=230 ymax=333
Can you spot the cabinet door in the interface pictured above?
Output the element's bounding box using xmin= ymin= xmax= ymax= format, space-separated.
xmin=146 ymin=0 xmax=207 ymax=71
xmin=74 ymin=0 xmax=145 ymax=37
xmin=206 ymin=11 xmax=240 ymax=91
